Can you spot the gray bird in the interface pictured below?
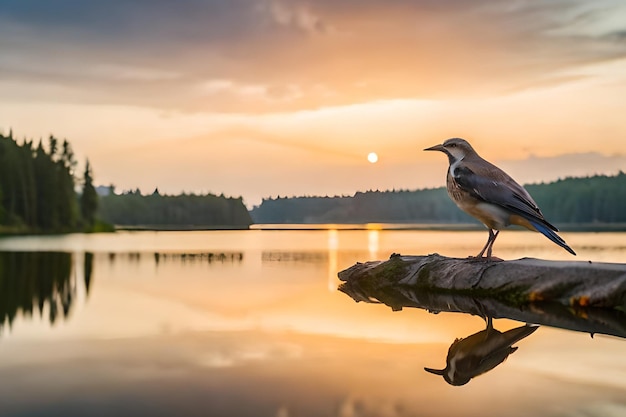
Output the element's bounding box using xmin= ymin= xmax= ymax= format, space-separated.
xmin=424 ymin=317 xmax=539 ymax=386
xmin=424 ymin=138 xmax=576 ymax=260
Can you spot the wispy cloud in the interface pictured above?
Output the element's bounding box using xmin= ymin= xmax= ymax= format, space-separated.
xmin=263 ymin=1 xmax=332 ymax=34
xmin=2 ymin=0 xmax=626 ymax=113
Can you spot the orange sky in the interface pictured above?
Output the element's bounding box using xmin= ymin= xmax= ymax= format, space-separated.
xmin=1 ymin=0 xmax=625 ymax=206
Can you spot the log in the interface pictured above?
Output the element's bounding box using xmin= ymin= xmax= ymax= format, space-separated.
xmin=338 ymin=254 xmax=626 ymax=338
xmin=338 ymin=254 xmax=626 ymax=308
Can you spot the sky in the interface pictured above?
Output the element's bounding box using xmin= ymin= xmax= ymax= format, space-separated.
xmin=1 ymin=0 xmax=625 ymax=207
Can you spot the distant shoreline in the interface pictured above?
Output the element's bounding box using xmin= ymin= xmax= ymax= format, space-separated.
xmin=249 ymin=223 xmax=626 ymax=232
xmin=4 ymin=223 xmax=625 ymax=236
xmin=120 ymin=222 xmax=626 ymax=232
xmin=250 ymin=223 xmax=481 ymax=231
xmin=114 ymin=225 xmax=251 ymax=231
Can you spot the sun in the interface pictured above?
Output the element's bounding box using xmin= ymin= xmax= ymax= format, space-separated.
xmin=367 ymin=152 xmax=378 ymax=164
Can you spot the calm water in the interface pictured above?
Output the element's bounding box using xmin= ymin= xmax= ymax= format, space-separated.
xmin=0 ymin=229 xmax=625 ymax=417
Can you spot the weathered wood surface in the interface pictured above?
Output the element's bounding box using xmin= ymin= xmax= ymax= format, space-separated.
xmin=338 ymin=254 xmax=626 ymax=309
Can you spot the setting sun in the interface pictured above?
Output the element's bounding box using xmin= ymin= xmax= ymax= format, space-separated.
xmin=1 ymin=2 xmax=626 ymax=416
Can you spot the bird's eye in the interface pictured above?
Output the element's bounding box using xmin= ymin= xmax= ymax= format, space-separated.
xmin=449 ymin=143 xmax=456 ymax=148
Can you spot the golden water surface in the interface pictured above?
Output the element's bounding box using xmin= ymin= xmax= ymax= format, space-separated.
xmin=0 ymin=228 xmax=624 ymax=417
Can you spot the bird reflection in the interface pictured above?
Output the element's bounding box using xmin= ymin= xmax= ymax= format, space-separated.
xmin=424 ymin=317 xmax=538 ymax=386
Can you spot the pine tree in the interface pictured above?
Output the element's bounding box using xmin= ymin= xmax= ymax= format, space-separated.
xmin=80 ymin=159 xmax=98 ymax=229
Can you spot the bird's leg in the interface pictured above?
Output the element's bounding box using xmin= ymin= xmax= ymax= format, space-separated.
xmin=486 ymin=230 xmax=500 ymax=261
xmin=481 ymin=316 xmax=495 ymax=341
xmin=474 ymin=229 xmax=495 ymax=259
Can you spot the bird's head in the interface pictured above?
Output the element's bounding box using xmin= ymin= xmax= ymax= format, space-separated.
xmin=424 ymin=366 xmax=471 ymax=386
xmin=424 ymin=138 xmax=476 ymax=162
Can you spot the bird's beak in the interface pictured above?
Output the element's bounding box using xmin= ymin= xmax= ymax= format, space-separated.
xmin=424 ymin=144 xmax=445 ymax=152
xmin=424 ymin=367 xmax=445 ymax=375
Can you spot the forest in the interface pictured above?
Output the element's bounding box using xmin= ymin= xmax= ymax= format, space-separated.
xmin=97 ymin=189 xmax=253 ymax=229
xmin=250 ymin=172 xmax=626 ymax=227
xmin=1 ymin=131 xmax=252 ymax=232
xmin=0 ymin=131 xmax=98 ymax=233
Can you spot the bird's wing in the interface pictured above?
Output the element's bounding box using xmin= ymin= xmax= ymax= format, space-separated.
xmin=471 ymin=326 xmax=539 ymax=376
xmin=453 ymin=160 xmax=558 ymax=231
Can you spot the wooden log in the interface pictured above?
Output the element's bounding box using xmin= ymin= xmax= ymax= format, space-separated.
xmin=338 ymin=254 xmax=626 ymax=309
xmin=338 ymin=254 xmax=626 ymax=338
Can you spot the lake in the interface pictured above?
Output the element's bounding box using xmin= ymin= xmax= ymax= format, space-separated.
xmin=0 ymin=228 xmax=624 ymax=417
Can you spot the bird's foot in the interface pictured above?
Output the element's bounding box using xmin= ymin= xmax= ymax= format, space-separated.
xmin=466 ymin=256 xmax=504 ymax=263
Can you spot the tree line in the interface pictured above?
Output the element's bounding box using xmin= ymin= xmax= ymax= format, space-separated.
xmin=0 ymin=131 xmax=98 ymax=233
xmin=1 ymin=130 xmax=252 ymax=232
xmin=250 ymin=172 xmax=626 ymax=226
xmin=3 ymin=128 xmax=623 ymax=231
xmin=97 ymin=189 xmax=252 ymax=229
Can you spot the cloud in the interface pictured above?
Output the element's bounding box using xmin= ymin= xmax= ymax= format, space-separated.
xmin=1 ymin=0 xmax=626 ymax=113
xmin=603 ymin=30 xmax=626 ymax=42
xmin=264 ymin=1 xmax=331 ymax=34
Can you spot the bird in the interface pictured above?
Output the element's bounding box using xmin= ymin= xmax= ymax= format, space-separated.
xmin=424 ymin=138 xmax=576 ymax=260
xmin=424 ymin=317 xmax=539 ymax=386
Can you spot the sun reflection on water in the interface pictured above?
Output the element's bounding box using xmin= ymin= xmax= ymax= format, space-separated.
xmin=368 ymin=229 xmax=380 ymax=259
xmin=327 ymin=229 xmax=339 ymax=292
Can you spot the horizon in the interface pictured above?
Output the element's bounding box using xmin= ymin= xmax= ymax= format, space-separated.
xmin=93 ymin=169 xmax=625 ymax=210
xmin=2 ymin=1 xmax=626 ymax=208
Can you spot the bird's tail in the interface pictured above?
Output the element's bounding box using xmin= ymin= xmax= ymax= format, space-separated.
xmin=501 ymin=324 xmax=539 ymax=346
xmin=529 ymin=219 xmax=576 ymax=255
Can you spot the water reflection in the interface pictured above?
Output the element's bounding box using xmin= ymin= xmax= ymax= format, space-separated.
xmin=262 ymin=251 xmax=327 ymax=263
xmin=340 ymin=268 xmax=626 ymax=387
xmin=367 ymin=229 xmax=379 ymax=259
xmin=105 ymin=251 xmax=244 ymax=265
xmin=153 ymin=251 xmax=244 ymax=265
xmin=339 ymin=277 xmax=626 ymax=339
xmin=0 ymin=249 xmax=248 ymax=334
xmin=0 ymin=251 xmax=92 ymax=330
xmin=328 ymin=229 xmax=339 ymax=292
xmin=424 ymin=317 xmax=538 ymax=385
xmin=84 ymin=251 xmax=94 ymax=295
xmin=0 ymin=229 xmax=624 ymax=416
